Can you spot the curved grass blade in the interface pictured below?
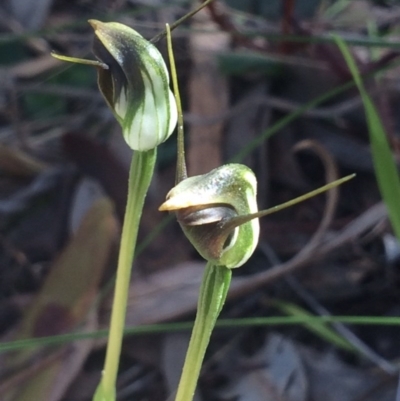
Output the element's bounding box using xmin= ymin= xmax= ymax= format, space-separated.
xmin=334 ymin=35 xmax=400 ymax=240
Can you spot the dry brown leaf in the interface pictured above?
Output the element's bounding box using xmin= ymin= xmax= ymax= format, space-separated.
xmin=0 ymin=197 xmax=118 ymax=401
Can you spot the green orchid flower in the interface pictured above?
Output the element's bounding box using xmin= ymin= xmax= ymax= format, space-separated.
xmin=159 ymin=163 xmax=260 ymax=268
xmin=54 ymin=20 xmax=177 ymax=151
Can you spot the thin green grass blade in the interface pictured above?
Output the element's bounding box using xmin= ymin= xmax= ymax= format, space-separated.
xmin=272 ymin=300 xmax=355 ymax=352
xmin=334 ymin=35 xmax=400 ymax=240
xmin=2 ymin=316 xmax=400 ymax=353
xmin=217 ymin=315 xmax=400 ymax=326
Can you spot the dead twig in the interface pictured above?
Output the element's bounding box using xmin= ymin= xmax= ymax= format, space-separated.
xmin=229 ymin=202 xmax=388 ymax=300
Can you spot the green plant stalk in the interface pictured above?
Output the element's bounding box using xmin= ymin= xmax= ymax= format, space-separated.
xmin=175 ymin=263 xmax=232 ymax=401
xmin=94 ymin=149 xmax=156 ymax=401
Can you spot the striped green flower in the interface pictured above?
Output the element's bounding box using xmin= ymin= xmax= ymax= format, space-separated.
xmin=159 ymin=164 xmax=260 ymax=268
xmin=90 ymin=20 xmax=177 ymax=150
xmin=53 ymin=20 xmax=177 ymax=151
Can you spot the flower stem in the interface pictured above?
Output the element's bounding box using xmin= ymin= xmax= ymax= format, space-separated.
xmin=94 ymin=149 xmax=157 ymax=401
xmin=175 ymin=263 xmax=232 ymax=401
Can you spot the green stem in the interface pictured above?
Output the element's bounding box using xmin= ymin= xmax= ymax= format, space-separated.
xmin=175 ymin=263 xmax=232 ymax=401
xmin=94 ymin=149 xmax=157 ymax=401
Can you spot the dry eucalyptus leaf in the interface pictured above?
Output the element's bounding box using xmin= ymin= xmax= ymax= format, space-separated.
xmin=0 ymin=198 xmax=118 ymax=401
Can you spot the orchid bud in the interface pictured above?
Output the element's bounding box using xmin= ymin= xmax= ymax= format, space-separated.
xmin=159 ymin=164 xmax=260 ymax=269
xmin=53 ymin=20 xmax=177 ymax=151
